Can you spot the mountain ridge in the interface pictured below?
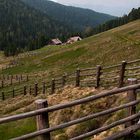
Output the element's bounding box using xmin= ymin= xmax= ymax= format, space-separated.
xmin=21 ymin=0 xmax=115 ymax=31
xmin=0 ymin=0 xmax=76 ymax=55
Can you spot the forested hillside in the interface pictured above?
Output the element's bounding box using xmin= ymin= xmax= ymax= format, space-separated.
xmin=1 ymin=20 xmax=140 ymax=76
xmin=0 ymin=0 xmax=74 ymax=56
xmin=21 ymin=0 xmax=115 ymax=31
xmin=1 ymin=0 xmax=139 ymax=57
xmin=88 ymin=7 xmax=140 ymax=36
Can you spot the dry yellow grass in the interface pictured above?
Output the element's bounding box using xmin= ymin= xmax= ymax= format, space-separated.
xmin=0 ymin=85 xmax=128 ymax=139
xmin=0 ymin=20 xmax=140 ymax=139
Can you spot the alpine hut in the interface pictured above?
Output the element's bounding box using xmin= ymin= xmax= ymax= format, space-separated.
xmin=50 ymin=38 xmax=62 ymax=45
xmin=67 ymin=36 xmax=82 ymax=44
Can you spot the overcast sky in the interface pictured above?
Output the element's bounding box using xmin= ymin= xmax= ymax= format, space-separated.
xmin=50 ymin=0 xmax=140 ymax=16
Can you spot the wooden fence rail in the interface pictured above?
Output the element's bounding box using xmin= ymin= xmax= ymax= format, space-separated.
xmin=1 ymin=80 xmax=140 ymax=140
xmin=0 ymin=51 xmax=42 ymax=72
xmin=1 ymin=59 xmax=140 ymax=101
xmin=0 ymin=81 xmax=54 ymax=100
xmin=104 ymin=123 xmax=140 ymax=140
xmin=0 ymin=74 xmax=29 ymax=89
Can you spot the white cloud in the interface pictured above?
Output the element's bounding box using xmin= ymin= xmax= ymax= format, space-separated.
xmin=51 ymin=0 xmax=140 ymax=16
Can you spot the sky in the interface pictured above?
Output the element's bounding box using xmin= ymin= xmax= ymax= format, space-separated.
xmin=50 ymin=0 xmax=140 ymax=16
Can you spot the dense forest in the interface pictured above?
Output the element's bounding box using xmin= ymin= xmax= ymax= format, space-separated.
xmin=21 ymin=0 xmax=115 ymax=31
xmin=0 ymin=0 xmax=76 ymax=56
xmin=0 ymin=0 xmax=115 ymax=57
xmin=0 ymin=0 xmax=139 ymax=57
xmin=86 ymin=7 xmax=140 ymax=36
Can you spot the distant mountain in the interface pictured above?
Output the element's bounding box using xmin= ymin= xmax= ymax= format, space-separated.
xmin=21 ymin=0 xmax=115 ymax=31
xmin=0 ymin=0 xmax=75 ymax=56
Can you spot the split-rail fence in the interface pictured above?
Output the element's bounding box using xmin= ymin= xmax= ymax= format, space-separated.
xmin=1 ymin=59 xmax=140 ymax=101
xmin=1 ymin=79 xmax=140 ymax=139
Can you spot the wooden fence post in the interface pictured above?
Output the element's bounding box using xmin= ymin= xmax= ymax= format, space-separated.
xmin=125 ymin=78 xmax=137 ymax=139
xmin=62 ymin=74 xmax=66 ymax=87
xmin=10 ymin=75 xmax=13 ymax=85
xmin=76 ymin=68 xmax=80 ymax=87
xmin=1 ymin=80 xmax=4 ymax=88
xmin=29 ymin=86 xmax=32 ymax=95
xmin=43 ymin=82 xmax=46 ymax=94
xmin=35 ymin=99 xmax=50 ymax=140
xmin=35 ymin=83 xmax=38 ymax=96
xmin=26 ymin=75 xmax=29 ymax=82
xmin=119 ymin=61 xmax=127 ymax=88
xmin=24 ymin=86 xmax=27 ymax=95
xmin=12 ymin=89 xmax=15 ymax=98
xmin=7 ymin=75 xmax=9 ymax=80
xmin=96 ymin=65 xmax=102 ymax=88
xmin=2 ymin=92 xmax=5 ymax=100
xmin=21 ymin=74 xmax=23 ymax=81
xmin=16 ymin=75 xmax=18 ymax=81
xmin=3 ymin=75 xmax=5 ymax=80
xmin=19 ymin=77 xmax=21 ymax=84
xmin=51 ymin=79 xmax=55 ymax=94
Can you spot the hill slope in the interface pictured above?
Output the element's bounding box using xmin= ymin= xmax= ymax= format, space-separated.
xmin=0 ymin=20 xmax=139 ymax=97
xmin=1 ymin=20 xmax=140 ymax=76
xmin=21 ymin=0 xmax=115 ymax=31
xmin=0 ymin=20 xmax=140 ymax=140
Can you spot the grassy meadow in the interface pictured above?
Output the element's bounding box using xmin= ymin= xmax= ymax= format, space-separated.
xmin=0 ymin=20 xmax=140 ymax=140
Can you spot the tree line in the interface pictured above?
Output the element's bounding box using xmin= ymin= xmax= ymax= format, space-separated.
xmin=84 ymin=7 xmax=140 ymax=37
xmin=0 ymin=0 xmax=76 ymax=56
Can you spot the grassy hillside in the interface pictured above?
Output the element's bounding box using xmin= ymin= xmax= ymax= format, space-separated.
xmin=1 ymin=20 xmax=140 ymax=76
xmin=0 ymin=20 xmax=139 ymax=96
xmin=0 ymin=20 xmax=140 ymax=140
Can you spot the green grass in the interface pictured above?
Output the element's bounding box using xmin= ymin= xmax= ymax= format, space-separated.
xmin=0 ymin=20 xmax=139 ymax=94
xmin=1 ymin=20 xmax=140 ymax=75
xmin=0 ymin=20 xmax=139 ymax=101
xmin=0 ymin=20 xmax=140 ymax=139
xmin=0 ymin=118 xmax=36 ymax=140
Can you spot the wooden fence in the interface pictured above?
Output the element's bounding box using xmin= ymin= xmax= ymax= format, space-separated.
xmin=1 ymin=59 xmax=140 ymax=101
xmin=1 ymin=64 xmax=18 ymax=72
xmin=1 ymin=79 xmax=140 ymax=139
xmin=0 ymin=81 xmax=49 ymax=101
xmin=0 ymin=74 xmax=29 ymax=89
xmin=0 ymin=51 xmax=40 ymax=72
